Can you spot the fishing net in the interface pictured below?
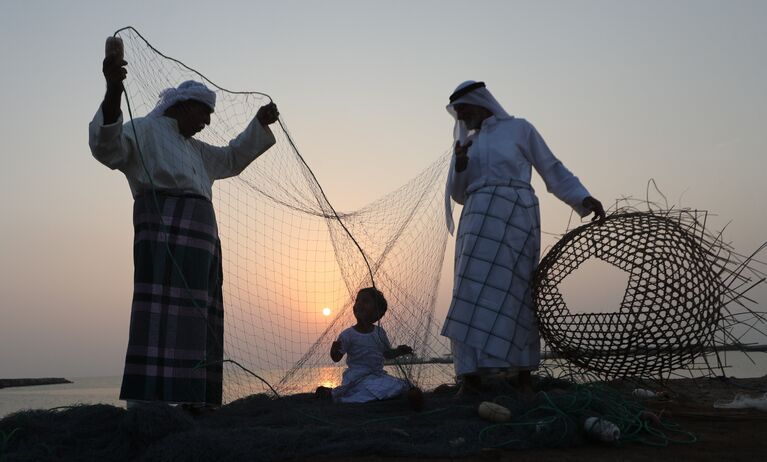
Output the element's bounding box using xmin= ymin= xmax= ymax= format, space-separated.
xmin=112 ymin=26 xmax=456 ymax=403
xmin=3 ymin=25 xmax=767 ymax=462
xmin=114 ymin=26 xmax=767 ymax=399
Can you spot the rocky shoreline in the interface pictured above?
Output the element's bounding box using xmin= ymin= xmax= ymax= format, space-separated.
xmin=0 ymin=378 xmax=72 ymax=389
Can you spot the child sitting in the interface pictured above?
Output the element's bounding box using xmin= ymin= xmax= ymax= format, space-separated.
xmin=319 ymin=287 xmax=413 ymax=403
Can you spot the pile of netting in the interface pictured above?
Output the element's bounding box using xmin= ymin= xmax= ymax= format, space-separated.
xmin=113 ymin=26 xmax=456 ymax=401
xmin=0 ymin=377 xmax=698 ymax=461
xmin=534 ymin=197 xmax=767 ymax=381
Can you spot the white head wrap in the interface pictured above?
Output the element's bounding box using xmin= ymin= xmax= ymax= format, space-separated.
xmin=148 ymin=80 xmax=216 ymax=118
xmin=446 ymin=80 xmax=511 ymax=144
xmin=444 ymin=81 xmax=513 ymax=234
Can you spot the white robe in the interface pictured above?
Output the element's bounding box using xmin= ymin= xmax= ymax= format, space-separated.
xmin=332 ymin=326 xmax=409 ymax=403
xmin=442 ymin=116 xmax=591 ymax=376
xmin=88 ymin=108 xmax=276 ymax=199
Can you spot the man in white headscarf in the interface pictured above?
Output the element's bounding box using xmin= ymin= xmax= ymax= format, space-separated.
xmin=442 ymin=81 xmax=605 ymax=395
xmin=88 ymin=42 xmax=279 ymax=409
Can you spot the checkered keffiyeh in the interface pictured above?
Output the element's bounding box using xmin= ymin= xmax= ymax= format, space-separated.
xmin=147 ymin=80 xmax=216 ymax=118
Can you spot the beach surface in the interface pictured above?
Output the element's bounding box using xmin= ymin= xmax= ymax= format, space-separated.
xmin=1 ymin=375 xmax=765 ymax=461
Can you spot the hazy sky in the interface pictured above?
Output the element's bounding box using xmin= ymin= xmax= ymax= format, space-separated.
xmin=1 ymin=0 xmax=765 ymax=378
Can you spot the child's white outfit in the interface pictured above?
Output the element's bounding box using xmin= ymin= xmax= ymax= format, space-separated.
xmin=332 ymin=325 xmax=409 ymax=403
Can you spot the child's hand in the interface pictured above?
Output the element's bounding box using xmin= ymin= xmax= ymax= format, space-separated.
xmin=396 ymin=345 xmax=413 ymax=356
xmin=330 ymin=340 xmax=344 ymax=362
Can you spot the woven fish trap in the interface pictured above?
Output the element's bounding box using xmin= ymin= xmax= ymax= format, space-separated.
xmin=533 ymin=211 xmax=724 ymax=379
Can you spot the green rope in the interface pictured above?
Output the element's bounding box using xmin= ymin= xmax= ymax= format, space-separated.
xmin=295 ymin=405 xmax=454 ymax=429
xmin=478 ymin=384 xmax=698 ymax=449
xmin=0 ymin=428 xmax=19 ymax=461
xmin=359 ymin=406 xmax=451 ymax=426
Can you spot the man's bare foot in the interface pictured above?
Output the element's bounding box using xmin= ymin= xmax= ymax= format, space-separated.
xmin=454 ymin=374 xmax=482 ymax=399
xmin=517 ymin=371 xmax=535 ymax=401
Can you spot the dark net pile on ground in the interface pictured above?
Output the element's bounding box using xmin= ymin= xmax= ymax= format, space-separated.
xmin=114 ymin=27 xmax=456 ymax=402
xmin=534 ymin=204 xmax=767 ymax=381
xmin=1 ymin=377 xmax=701 ymax=461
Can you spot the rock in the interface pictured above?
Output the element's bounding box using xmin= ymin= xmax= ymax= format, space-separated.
xmin=0 ymin=378 xmax=72 ymax=389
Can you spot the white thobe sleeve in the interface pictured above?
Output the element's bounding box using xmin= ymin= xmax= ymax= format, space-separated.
xmin=526 ymin=125 xmax=591 ymax=217
xmin=447 ymin=153 xmax=470 ymax=205
xmin=196 ymin=117 xmax=277 ymax=180
xmin=336 ymin=331 xmax=349 ymax=355
xmin=444 ymin=146 xmax=472 ymax=233
xmin=377 ymin=327 xmax=393 ymax=351
xmin=88 ymin=107 xmax=136 ymax=171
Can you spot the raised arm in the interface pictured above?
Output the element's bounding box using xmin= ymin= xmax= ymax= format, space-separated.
xmin=89 ymin=37 xmax=135 ymax=171
xmin=101 ymin=37 xmax=126 ymax=124
xmin=196 ymin=103 xmax=279 ymax=180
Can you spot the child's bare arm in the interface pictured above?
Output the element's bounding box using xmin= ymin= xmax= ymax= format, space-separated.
xmin=384 ymin=344 xmax=413 ymax=360
xmin=330 ymin=340 xmax=344 ymax=362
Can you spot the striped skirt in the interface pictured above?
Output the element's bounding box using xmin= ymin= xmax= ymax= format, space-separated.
xmin=120 ymin=193 xmax=224 ymax=405
xmin=442 ymin=183 xmax=542 ymax=375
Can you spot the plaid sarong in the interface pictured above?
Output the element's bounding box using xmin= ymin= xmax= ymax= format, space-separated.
xmin=120 ymin=192 xmax=224 ymax=405
xmin=442 ymin=181 xmax=542 ymax=372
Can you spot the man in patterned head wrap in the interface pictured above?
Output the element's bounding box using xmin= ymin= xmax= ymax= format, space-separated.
xmin=442 ymin=80 xmax=605 ymax=395
xmin=89 ymin=42 xmax=280 ymax=409
xmin=147 ymin=80 xmax=217 ymax=137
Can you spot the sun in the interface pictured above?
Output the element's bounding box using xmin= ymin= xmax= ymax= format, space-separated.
xmin=322 ymin=307 xmax=331 ymax=317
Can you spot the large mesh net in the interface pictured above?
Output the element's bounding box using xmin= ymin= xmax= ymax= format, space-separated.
xmin=114 ymin=27 xmax=456 ymax=402
xmin=113 ymin=26 xmax=766 ymax=403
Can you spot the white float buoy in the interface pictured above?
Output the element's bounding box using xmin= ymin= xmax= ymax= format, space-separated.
xmin=478 ymin=401 xmax=512 ymax=422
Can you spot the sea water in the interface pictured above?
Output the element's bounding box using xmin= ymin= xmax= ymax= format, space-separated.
xmin=0 ymin=376 xmax=123 ymax=418
xmin=1 ymin=353 xmax=765 ymax=418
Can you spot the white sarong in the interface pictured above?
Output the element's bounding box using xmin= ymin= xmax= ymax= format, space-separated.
xmin=442 ymin=181 xmax=542 ymax=375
